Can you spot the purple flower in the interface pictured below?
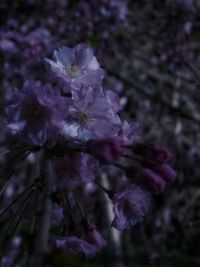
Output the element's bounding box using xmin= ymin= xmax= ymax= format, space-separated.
xmin=56 ymin=221 xmax=106 ymax=256
xmin=62 ymin=85 xmax=121 ymax=140
xmin=56 ymin=236 xmax=97 ymax=257
xmin=45 ymin=44 xmax=105 ymax=91
xmin=56 ymin=234 xmax=105 ymax=257
xmin=112 ymin=186 xmax=150 ymax=231
xmin=53 ymin=153 xmax=96 ymax=191
xmin=6 ymin=80 xmax=67 ymax=145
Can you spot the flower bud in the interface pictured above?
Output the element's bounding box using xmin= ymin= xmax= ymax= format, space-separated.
xmin=153 ymin=164 xmax=176 ymax=183
xmin=87 ymin=137 xmax=124 ymax=163
xmin=134 ymin=143 xmax=172 ymax=166
xmin=136 ymin=168 xmax=166 ymax=193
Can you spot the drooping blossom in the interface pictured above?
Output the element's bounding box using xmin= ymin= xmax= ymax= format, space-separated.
xmin=62 ymin=85 xmax=121 ymax=140
xmin=56 ymin=232 xmax=106 ymax=257
xmin=6 ymin=80 xmax=67 ymax=145
xmin=112 ymin=186 xmax=150 ymax=231
xmin=45 ymin=43 xmax=105 ymax=91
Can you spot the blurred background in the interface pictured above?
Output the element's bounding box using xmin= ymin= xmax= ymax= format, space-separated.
xmin=0 ymin=0 xmax=200 ymax=266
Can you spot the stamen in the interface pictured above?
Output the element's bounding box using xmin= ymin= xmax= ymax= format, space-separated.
xmin=69 ymin=64 xmax=80 ymax=78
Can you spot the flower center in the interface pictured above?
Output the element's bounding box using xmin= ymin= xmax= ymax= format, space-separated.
xmin=69 ymin=64 xmax=80 ymax=78
xmin=77 ymin=111 xmax=91 ymax=125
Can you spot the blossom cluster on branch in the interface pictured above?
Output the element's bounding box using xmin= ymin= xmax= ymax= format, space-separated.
xmin=2 ymin=43 xmax=176 ymax=260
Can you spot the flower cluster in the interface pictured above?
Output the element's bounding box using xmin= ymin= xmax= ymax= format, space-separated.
xmin=4 ymin=43 xmax=176 ymax=258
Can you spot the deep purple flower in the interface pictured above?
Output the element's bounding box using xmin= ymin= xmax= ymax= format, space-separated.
xmin=62 ymin=85 xmax=121 ymax=140
xmin=112 ymin=186 xmax=150 ymax=231
xmin=6 ymin=80 xmax=67 ymax=145
xmin=45 ymin=43 xmax=105 ymax=91
xmin=53 ymin=153 xmax=96 ymax=191
xmin=87 ymin=137 xmax=124 ymax=163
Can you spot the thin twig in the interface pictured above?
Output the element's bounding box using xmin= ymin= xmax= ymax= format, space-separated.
xmin=0 ymin=184 xmax=35 ymax=220
xmin=73 ymin=192 xmax=86 ymax=219
xmin=0 ymin=150 xmax=31 ymax=175
xmin=30 ymin=191 xmax=39 ymax=235
xmin=0 ymin=189 xmax=34 ymax=259
xmin=29 ymin=159 xmax=53 ymax=267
